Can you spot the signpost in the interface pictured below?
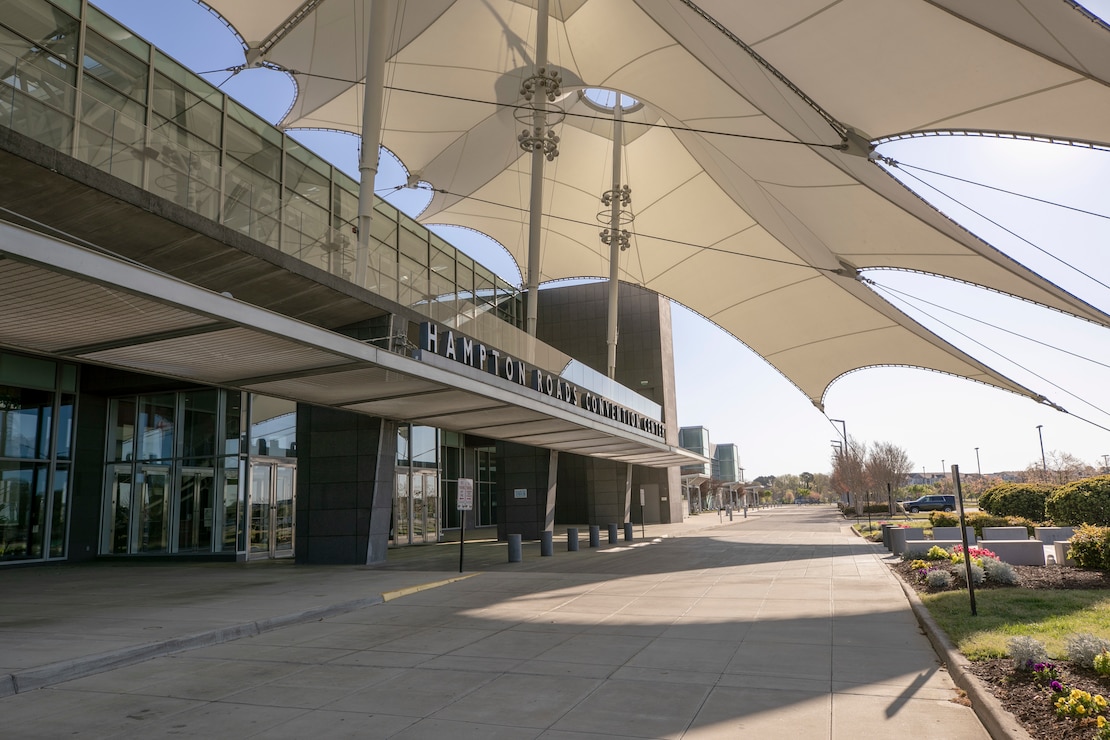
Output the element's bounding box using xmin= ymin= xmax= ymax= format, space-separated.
xmin=457 ymin=478 xmax=474 ymax=573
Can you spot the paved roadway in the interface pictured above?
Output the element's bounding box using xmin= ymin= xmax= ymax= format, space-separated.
xmin=0 ymin=505 xmax=995 ymax=739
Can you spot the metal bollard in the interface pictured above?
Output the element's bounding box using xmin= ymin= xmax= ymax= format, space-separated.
xmin=607 ymin=523 xmax=618 ymax=544
xmin=540 ymin=530 xmax=553 ymax=556
xmin=589 ymin=524 xmax=600 ymax=548
xmin=507 ymin=533 xmax=522 ymax=562
xmin=623 ymin=522 xmax=633 ymax=541
xmin=567 ymin=527 xmax=579 ymax=551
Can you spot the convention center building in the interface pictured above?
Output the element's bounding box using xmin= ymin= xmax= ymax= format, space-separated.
xmin=0 ymin=0 xmax=703 ymax=566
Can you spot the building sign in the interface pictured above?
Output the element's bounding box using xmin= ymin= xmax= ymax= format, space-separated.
xmin=418 ymin=321 xmax=665 ymax=438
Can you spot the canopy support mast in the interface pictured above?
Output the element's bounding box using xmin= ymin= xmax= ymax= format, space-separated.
xmin=356 ymin=0 xmax=388 ymax=288
xmin=605 ymin=102 xmax=626 ymax=379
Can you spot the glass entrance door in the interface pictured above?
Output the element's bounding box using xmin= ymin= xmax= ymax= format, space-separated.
xmin=392 ymin=471 xmax=439 ymax=546
xmin=250 ymin=462 xmax=295 ymax=559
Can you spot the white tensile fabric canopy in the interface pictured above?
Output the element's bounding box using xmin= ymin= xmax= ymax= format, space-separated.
xmin=201 ymin=0 xmax=1110 ymax=409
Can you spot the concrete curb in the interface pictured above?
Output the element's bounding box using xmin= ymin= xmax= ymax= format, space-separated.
xmin=896 ymin=577 xmax=1034 ymax=740
xmin=2 ymin=590 xmax=421 ymax=696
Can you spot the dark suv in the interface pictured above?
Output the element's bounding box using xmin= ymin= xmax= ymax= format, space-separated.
xmin=900 ymin=495 xmax=955 ymax=513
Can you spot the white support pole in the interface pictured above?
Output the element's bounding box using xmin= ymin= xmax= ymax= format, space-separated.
xmin=605 ymin=103 xmax=624 ymax=379
xmin=524 ymin=0 xmax=550 ymax=336
xmin=356 ymin=0 xmax=389 ymax=289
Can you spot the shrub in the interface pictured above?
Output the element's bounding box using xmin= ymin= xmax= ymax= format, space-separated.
xmin=929 ymin=511 xmax=959 ymax=528
xmin=955 ymin=562 xmax=984 ymax=586
xmin=962 ymin=512 xmax=1036 ymax=539
xmin=925 ymin=568 xmax=954 ymax=589
xmin=1046 ymin=475 xmax=1110 ymax=526
xmin=978 ymin=482 xmax=1055 ymax=521
xmin=1009 ymin=635 xmax=1049 ymax=669
xmin=982 ymin=557 xmax=1017 ymax=585
xmin=1066 ymin=633 xmax=1110 ymax=669
xmin=1066 ymin=525 xmax=1110 ymax=570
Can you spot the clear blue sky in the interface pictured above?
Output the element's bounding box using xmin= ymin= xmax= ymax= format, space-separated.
xmin=92 ymin=0 xmax=1110 ymax=480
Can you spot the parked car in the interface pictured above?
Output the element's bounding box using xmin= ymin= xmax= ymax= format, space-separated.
xmin=900 ymin=494 xmax=956 ymax=513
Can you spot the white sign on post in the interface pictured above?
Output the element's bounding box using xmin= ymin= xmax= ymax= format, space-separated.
xmin=457 ymin=478 xmax=474 ymax=511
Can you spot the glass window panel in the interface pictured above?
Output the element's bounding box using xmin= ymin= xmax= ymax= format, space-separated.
xmin=398 ymin=254 xmax=428 ymax=309
xmin=225 ymin=391 xmax=242 ymax=456
xmin=82 ymin=28 xmax=147 ymax=104
xmin=136 ymin=466 xmax=169 ymax=552
xmin=398 ymin=218 xmax=427 ymax=262
xmin=0 ymin=25 xmax=77 ymax=98
xmin=137 ymin=393 xmax=175 ymax=462
xmin=285 ymin=154 xmax=331 ymax=209
xmin=224 ymin=116 xmax=280 ymax=180
xmin=220 ymin=460 xmax=242 ymax=552
xmin=332 ymin=184 xmax=357 ymax=232
xmin=55 ymin=393 xmax=74 ymax=460
xmin=81 ymin=78 xmax=144 ymax=129
xmin=106 ymin=464 xmax=131 ymax=554
xmin=49 ymin=465 xmax=67 ymax=557
xmin=250 ymin=395 xmax=295 ymax=457
xmin=227 ymin=98 xmax=281 ymax=146
xmin=85 ymin=5 xmax=149 ymax=58
xmin=0 ymin=0 xmax=79 ymax=63
xmin=411 ymin=426 xmax=437 ymax=469
xmin=0 ymin=461 xmax=47 ymax=560
xmin=59 ymin=363 xmax=76 ymax=392
xmin=108 ymin=397 xmax=135 ymax=462
xmin=152 ymin=73 xmax=222 ymax=145
xmin=0 ymin=385 xmax=51 ymax=459
xmin=396 ymin=424 xmax=409 ymax=467
xmin=154 ymin=51 xmax=220 ymax=102
xmin=181 ymin=389 xmax=218 ymax=461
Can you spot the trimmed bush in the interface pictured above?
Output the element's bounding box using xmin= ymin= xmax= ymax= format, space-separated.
xmin=1066 ymin=524 xmax=1110 ymax=570
xmin=929 ymin=511 xmax=959 ymax=528
xmin=978 ymin=482 xmax=1055 ymax=521
xmin=1046 ymin=475 xmax=1110 ymax=526
xmin=962 ymin=512 xmax=1036 ymax=540
xmin=982 ymin=557 xmax=1017 ymax=585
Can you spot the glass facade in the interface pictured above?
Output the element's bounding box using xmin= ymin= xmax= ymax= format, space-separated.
xmin=0 ymin=352 xmax=76 ymax=563
xmin=102 ymin=388 xmax=243 ymax=555
xmin=0 ymin=0 xmax=523 ymax=332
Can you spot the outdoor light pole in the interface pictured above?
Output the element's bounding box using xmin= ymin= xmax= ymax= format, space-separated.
xmin=1103 ymin=454 xmax=1109 ymax=474
xmin=1036 ymin=425 xmax=1047 ymax=472
xmin=831 ymin=418 xmax=847 ymax=446
xmin=974 ymin=447 xmax=981 ymax=477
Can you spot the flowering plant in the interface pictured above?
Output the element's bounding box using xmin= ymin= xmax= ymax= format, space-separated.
xmin=1053 ymin=688 xmax=1108 ymax=719
xmin=1026 ymin=661 xmax=1060 ymax=688
xmin=925 ymin=545 xmax=951 ymax=561
xmin=950 ymin=545 xmax=997 ymax=568
xmin=1095 ymin=650 xmax=1110 ymax=677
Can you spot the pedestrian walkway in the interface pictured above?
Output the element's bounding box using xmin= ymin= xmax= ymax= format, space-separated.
xmin=0 ymin=506 xmax=993 ymax=738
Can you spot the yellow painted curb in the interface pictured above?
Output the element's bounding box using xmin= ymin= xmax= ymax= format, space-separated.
xmin=380 ymin=573 xmax=481 ymax=602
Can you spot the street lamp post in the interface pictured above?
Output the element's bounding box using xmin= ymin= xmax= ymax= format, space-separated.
xmin=974 ymin=447 xmax=982 ymax=477
xmin=830 ymin=418 xmax=847 ymax=445
xmin=1036 ymin=425 xmax=1047 ymax=473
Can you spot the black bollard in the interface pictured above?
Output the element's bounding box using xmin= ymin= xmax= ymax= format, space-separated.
xmin=607 ymin=523 xmax=618 ymax=544
xmin=589 ymin=524 xmax=600 ymax=548
xmin=507 ymin=533 xmax=522 ymax=562
xmin=567 ymin=527 xmax=579 ymax=551
xmin=540 ymin=530 xmax=553 ymax=556
xmin=623 ymin=522 xmax=633 ymax=541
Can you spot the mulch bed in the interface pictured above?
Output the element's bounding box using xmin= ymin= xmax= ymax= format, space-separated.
xmin=890 ymin=560 xmax=1110 ymax=739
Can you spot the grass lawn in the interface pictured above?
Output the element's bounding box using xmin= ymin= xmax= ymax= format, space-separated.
xmin=922 ymin=588 xmax=1110 ymax=660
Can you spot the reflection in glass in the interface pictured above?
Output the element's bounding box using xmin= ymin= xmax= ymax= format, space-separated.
xmin=0 ymin=385 xmax=52 ymax=459
xmin=138 ymin=467 xmax=169 ymax=552
xmin=138 ymin=394 xmax=175 ymax=462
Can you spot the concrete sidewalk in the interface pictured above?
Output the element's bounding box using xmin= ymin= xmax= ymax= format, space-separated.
xmin=0 ymin=506 xmax=998 ymax=738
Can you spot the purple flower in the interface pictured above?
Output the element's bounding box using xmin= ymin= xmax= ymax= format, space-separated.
xmin=1050 ymin=680 xmax=1064 ymax=693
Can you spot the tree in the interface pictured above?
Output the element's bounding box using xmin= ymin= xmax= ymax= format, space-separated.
xmin=1021 ymin=451 xmax=1093 ymax=485
xmin=865 ymin=441 xmax=914 ymax=513
xmin=800 ymin=471 xmax=814 ymax=490
xmin=830 ymin=437 xmax=867 ymax=509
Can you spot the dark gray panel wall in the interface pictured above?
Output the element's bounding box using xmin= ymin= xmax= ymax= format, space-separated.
xmin=496 ymin=441 xmax=551 ymax=541
xmin=296 ymin=404 xmax=387 ymax=564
